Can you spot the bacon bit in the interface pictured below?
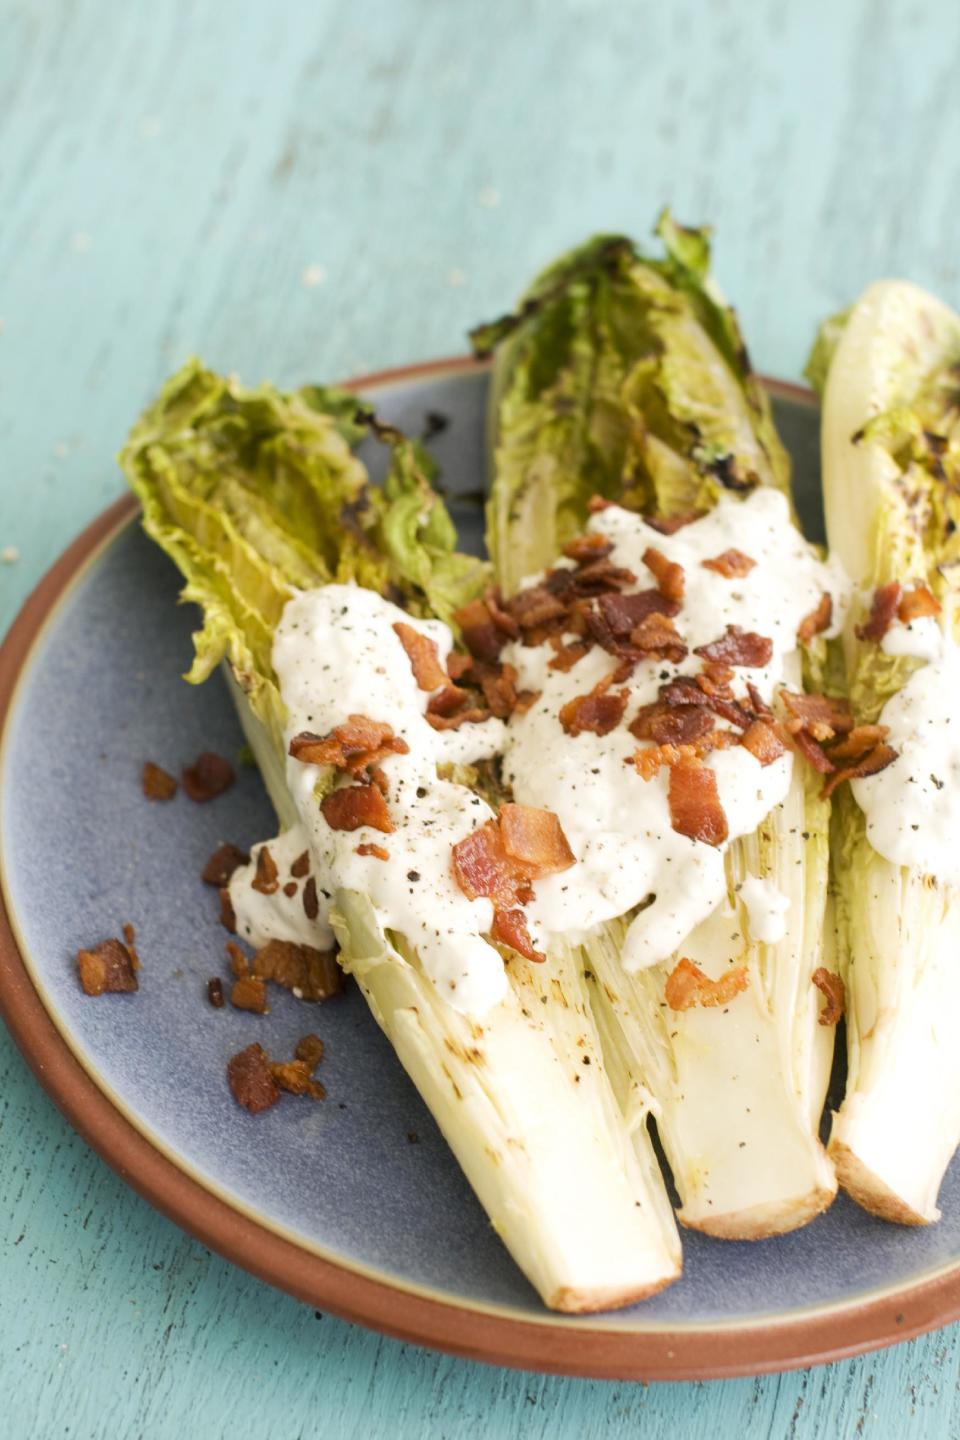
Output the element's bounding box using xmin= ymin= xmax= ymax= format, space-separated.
xmin=567 ymin=558 xmax=637 ymax=595
xmin=321 ymin=782 xmax=393 ymax=834
xmin=426 ymin=705 xmax=492 ymax=731
xmin=812 ymin=967 xmax=845 ymax=1026
xmin=509 ymin=586 xmax=568 ymax=632
xmin=392 ymin=621 xmax=447 ymax=691
xmin=630 ymin=702 xmax=714 ymax=746
xmin=207 ymin=977 xmax=225 ymax=1008
xmin=295 ymin=1033 xmax=325 ymax=1068
xmin=499 ymin=804 xmax=576 ymax=874
xmin=633 ymin=743 xmax=683 ymax=780
xmin=587 ymin=495 xmax=614 ymax=513
xmin=798 ymin=592 xmax=833 ymax=644
xmin=665 ymin=957 xmax=749 ymax=1011
xmin=548 ymin=639 xmax=591 ymax=672
xmin=856 ymin=582 xmax=903 ymax=642
xmin=427 ymin=684 xmax=470 ymax=718
xmin=76 ymin=938 xmax=139 ymax=996
xmin=202 ymin=842 xmax=250 ymax=887
xmin=445 ymin=650 xmax=474 ymax=681
xmin=226 ymin=941 xmax=249 ymax=979
xmin=792 ymin=728 xmax=835 ymax=774
xmin=290 ymin=851 xmax=310 ymax=878
xmin=780 ymin=690 xmax=854 ymax=740
xmin=182 ymin=752 xmax=235 ymax=803
xmin=694 ymin=625 xmax=773 ymax=668
xmin=356 ymin=842 xmax=390 ymax=860
xmin=740 ymin=720 xmax=787 ymax=766
xmin=696 ymin=662 xmax=735 ymax=698
xmin=370 ymin=765 xmax=390 ymax=796
xmin=828 ymin=724 xmax=890 ymax=762
xmin=642 ymin=545 xmax=685 ymax=602
xmin=252 ymin=940 xmax=343 ymax=1002
xmin=122 ymin=923 xmax=141 ymax=971
xmin=219 ymin=887 xmax=237 ymax=933
xmin=513 ymin=688 xmax=540 ymax=715
xmin=629 ymin=612 xmax=687 ymax=663
xmin=142 ymin=761 xmax=178 ymax=801
xmin=231 ymin=975 xmax=270 ymax=1014
xmin=668 ymin=756 xmax=729 ymax=846
xmin=898 ymin=584 xmax=941 ymax=623
xmin=821 ymin=743 xmax=897 ymax=799
xmin=454 ymin=597 xmax=506 ymax=662
xmin=302 ymin=876 xmax=319 ymax=920
xmin=289 ymin=717 xmax=408 ymax=775
xmin=252 ymin=845 xmax=280 ymax=895
xmin=702 ymin=549 xmax=756 ymax=579
xmin=593 ymin=589 xmax=679 ymax=638
xmin=564 ymin=532 xmax=613 ymax=563
xmin=227 ymin=1044 xmax=280 ymax=1113
xmin=746 ymin=682 xmax=773 ymax=719
xmin=271 ymin=1059 xmax=326 ymax=1100
xmin=491 ymin=908 xmax=543 ymax=962
xmin=645 ymin=510 xmax=704 ymax=535
xmin=473 ymin=661 xmax=521 ymax=719
xmin=559 ymin=674 xmax=628 ymax=737
xmin=484 ymin=587 xmax=521 ymax=639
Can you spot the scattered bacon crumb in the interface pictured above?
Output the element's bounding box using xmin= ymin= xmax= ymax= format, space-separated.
xmin=642 ymin=546 xmax=685 ymax=603
xmin=559 ymin=675 xmax=628 ymax=737
xmin=548 ymin=639 xmax=591 ymax=672
xmin=483 ymin=586 xmax=521 ymax=639
xmin=694 ymin=626 xmax=773 ymax=668
xmin=668 ymin=756 xmax=729 ymax=846
xmin=227 ymin=1044 xmax=280 ymax=1114
xmin=828 ymin=724 xmax=890 ymax=761
xmin=252 ymin=940 xmax=343 ymax=1002
xmin=740 ymin=720 xmax=787 ymax=766
xmin=564 ymin=532 xmax=613 ymax=563
xmin=142 ymin=761 xmax=178 ymax=801
xmin=490 ymin=908 xmax=542 ymax=962
xmin=231 ymin=975 xmax=269 ymax=1013
xmin=821 ymin=743 xmax=897 ymax=799
xmin=290 ymin=851 xmax=310 ymax=879
xmin=445 ymin=651 xmax=474 ymax=681
xmin=633 ymin=742 xmax=682 ymax=781
xmin=856 ymin=582 xmax=902 ymax=642
xmin=295 ymin=1033 xmax=324 ymax=1068
xmin=321 ymin=782 xmax=393 ymax=834
xmin=271 ymin=1059 xmax=326 ymax=1099
xmin=302 ymin=876 xmax=319 ymax=920
xmin=452 ymin=806 xmax=574 ymax=962
xmin=392 ymin=621 xmax=448 ymax=690
xmin=702 ymin=549 xmax=756 ymax=579
xmin=76 ymin=937 xmax=139 ymax=996
xmin=812 ymin=967 xmax=845 ymax=1026
xmin=454 ymin=597 xmax=507 ymax=663
xmin=252 ymin=845 xmax=280 ymax=895
xmin=792 ymin=728 xmax=835 ymax=774
xmin=226 ymin=941 xmax=249 ymax=979
xmin=121 ymin=922 xmax=141 ymax=971
xmin=202 ymin=843 xmax=250 ymax=887
xmin=780 ymin=691 xmax=854 ymax=741
xmin=665 ymin=957 xmax=750 ymax=1011
xmin=207 ymin=977 xmax=225 ymax=1008
xmin=426 ymin=706 xmax=492 ymax=731
xmin=629 ymin=612 xmax=687 ymax=663
xmin=798 ymin=593 xmax=832 ymax=644
xmin=630 ymin=702 xmax=714 ymax=747
xmin=219 ymin=887 xmax=237 ymax=933
xmin=587 ymin=495 xmax=614 ymax=513
xmin=356 ymin=842 xmax=389 ymax=860
xmin=289 ymin=717 xmax=409 ymax=775
xmin=645 ymin=510 xmax=704 ymax=535
xmin=283 ymin=881 xmax=298 ymax=898
xmin=499 ymin=804 xmax=576 ymax=873
xmin=898 ymin=584 xmax=941 ymax=623
xmin=182 ymin=752 xmax=235 ymax=803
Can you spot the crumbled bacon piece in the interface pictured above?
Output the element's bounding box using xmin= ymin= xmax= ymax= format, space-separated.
xmin=207 ymin=977 xmax=225 ymax=1008
xmin=499 ymin=803 xmax=576 ymax=873
xmin=182 ymin=752 xmax=235 ymax=803
xmin=271 ymin=1059 xmax=326 ymax=1100
xmin=491 ymin=908 xmax=543 ymax=962
xmin=454 ymin=597 xmax=506 ymax=662
xmin=746 ymin=682 xmax=773 ymax=719
xmin=392 ymin=621 xmax=447 ymax=691
xmin=633 ymin=742 xmax=683 ymax=781
xmin=548 ymin=639 xmax=590 ymax=672
xmin=821 ymin=743 xmax=897 ymax=799
xmin=226 ymin=941 xmax=249 ymax=979
xmin=228 ymin=1043 xmax=280 ymax=1114
xmin=587 ymin=495 xmax=614 ymax=513
xmin=472 ymin=661 xmax=524 ymax=720
xmin=559 ymin=675 xmax=628 ymax=737
xmin=694 ymin=626 xmax=773 ymax=668
xmin=356 ymin=842 xmax=389 ymax=860
xmin=564 ymin=532 xmax=613 ymax=563
xmin=295 ymin=1033 xmax=325 ymax=1068
xmin=452 ymin=806 xmax=573 ymax=960
xmin=283 ymin=881 xmax=298 ymax=898
xmin=642 ymin=545 xmax=685 ymax=603
xmin=629 ymin=612 xmax=687 ymax=663
xmin=290 ymin=851 xmax=310 ymax=878
xmin=302 ymin=876 xmax=319 ymax=920
xmin=798 ymin=593 xmax=832 ymax=644
xmin=696 ymin=662 xmax=735 ymax=698
xmin=509 ymin=585 xmax=568 ymax=632
xmin=202 ymin=842 xmax=250 ymax=887
xmin=668 ymin=756 xmax=729 ymax=846
xmin=630 ymin=702 xmax=714 ymax=747
xmin=219 ymin=887 xmax=237 ymax=933
xmin=898 ymin=584 xmax=941 ymax=623
xmin=566 ymin=558 xmax=637 ymax=595
xmin=142 ymin=761 xmax=178 ymax=801
xmin=231 ymin=975 xmax=269 ymax=1014
xmin=289 ymin=717 xmax=408 ymax=775
xmin=321 ymin=782 xmax=393 ymax=834
xmin=645 ymin=510 xmax=704 ymax=535
xmin=702 ymin=549 xmax=756 ymax=579
xmin=740 ymin=720 xmax=787 ymax=766
xmin=76 ymin=937 xmax=139 ymax=996
xmin=791 ymin=728 xmax=834 ymax=774
xmin=828 ymin=724 xmax=890 ymax=762
xmin=483 ymin=587 xmax=521 ymax=639
xmin=592 ymin=589 xmax=679 ymax=638
xmin=856 ymin=582 xmax=902 ymax=642
xmin=252 ymin=939 xmax=343 ymax=1002
xmin=427 ymin=684 xmax=470 ymax=718
xmin=780 ymin=690 xmax=854 ymax=741
xmin=425 ymin=706 xmax=492 ymax=731
xmin=665 ymin=957 xmax=749 ymax=1011
xmin=252 ymin=845 xmax=279 ymax=895
xmin=812 ymin=967 xmax=845 ymax=1026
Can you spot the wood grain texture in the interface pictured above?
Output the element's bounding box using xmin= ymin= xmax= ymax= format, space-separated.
xmin=3 ymin=0 xmax=960 ymax=1434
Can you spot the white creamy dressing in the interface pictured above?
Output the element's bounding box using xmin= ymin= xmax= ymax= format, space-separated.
xmin=230 ymin=490 xmax=845 ymax=1016
xmin=503 ymin=489 xmax=845 ymax=969
xmin=853 ymin=640 xmax=960 ymax=884
xmin=228 ymin=825 xmax=332 ymax=951
xmin=881 ymin=612 xmax=944 ymax=663
xmin=738 ymin=875 xmax=790 ymax=945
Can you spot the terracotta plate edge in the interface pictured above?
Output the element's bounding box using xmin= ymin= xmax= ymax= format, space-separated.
xmin=0 ymin=356 xmax=957 ymax=1381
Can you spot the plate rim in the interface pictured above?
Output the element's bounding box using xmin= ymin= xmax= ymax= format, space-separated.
xmin=0 ymin=354 xmax=957 ymax=1380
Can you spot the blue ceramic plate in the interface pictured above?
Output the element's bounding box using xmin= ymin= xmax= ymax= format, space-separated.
xmin=2 ymin=360 xmax=958 ymax=1380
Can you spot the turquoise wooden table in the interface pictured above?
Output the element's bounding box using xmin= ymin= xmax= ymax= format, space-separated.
xmin=3 ymin=1 xmax=960 ymax=1434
